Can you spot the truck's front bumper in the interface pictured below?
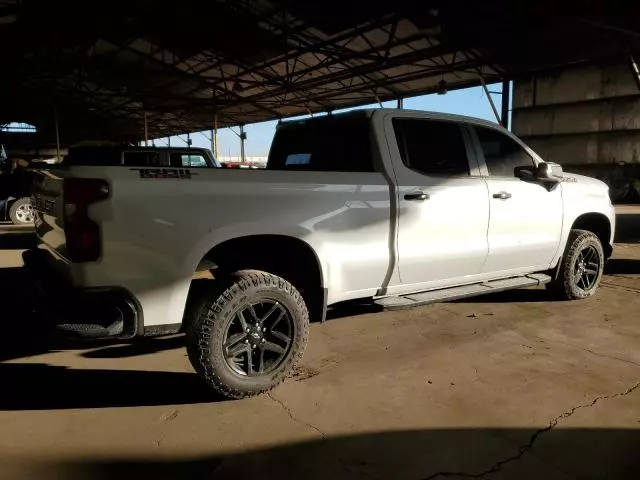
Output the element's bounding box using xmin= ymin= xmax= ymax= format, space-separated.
xmin=22 ymin=249 xmax=142 ymax=340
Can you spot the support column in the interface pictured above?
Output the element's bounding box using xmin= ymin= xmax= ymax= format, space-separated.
xmin=478 ymin=75 xmax=501 ymax=124
xmin=54 ymin=107 xmax=61 ymax=162
xmin=397 ymin=97 xmax=404 ymax=109
xmin=630 ymin=55 xmax=640 ymax=92
xmin=212 ymin=113 xmax=219 ymax=159
xmin=143 ymin=111 xmax=149 ymax=146
xmin=240 ymin=124 xmax=246 ymax=163
xmin=501 ymin=80 xmax=511 ymax=130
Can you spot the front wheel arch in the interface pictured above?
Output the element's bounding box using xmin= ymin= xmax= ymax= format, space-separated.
xmin=570 ymin=212 xmax=612 ymax=259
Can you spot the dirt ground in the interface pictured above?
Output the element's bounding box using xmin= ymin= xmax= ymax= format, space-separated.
xmin=0 ymin=210 xmax=639 ymax=480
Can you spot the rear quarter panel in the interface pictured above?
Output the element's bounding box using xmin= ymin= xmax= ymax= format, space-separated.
xmin=59 ymin=167 xmax=394 ymax=327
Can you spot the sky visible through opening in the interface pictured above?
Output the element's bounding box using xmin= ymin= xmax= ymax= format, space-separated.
xmin=155 ymin=83 xmax=511 ymax=159
xmin=1 ymin=122 xmax=37 ymax=133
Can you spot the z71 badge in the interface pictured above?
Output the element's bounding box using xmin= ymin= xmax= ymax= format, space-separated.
xmin=130 ymin=168 xmax=195 ymax=179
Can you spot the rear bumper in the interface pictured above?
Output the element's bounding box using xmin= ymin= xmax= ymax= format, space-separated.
xmin=22 ymin=249 xmax=142 ymax=339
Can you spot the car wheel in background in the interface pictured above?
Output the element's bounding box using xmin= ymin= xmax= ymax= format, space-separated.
xmin=9 ymin=197 xmax=34 ymax=225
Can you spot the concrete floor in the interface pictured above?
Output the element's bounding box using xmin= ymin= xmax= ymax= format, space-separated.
xmin=0 ymin=211 xmax=639 ymax=480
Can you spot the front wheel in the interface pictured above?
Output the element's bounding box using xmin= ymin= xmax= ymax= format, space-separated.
xmin=546 ymin=229 xmax=604 ymax=300
xmin=9 ymin=197 xmax=34 ymax=225
xmin=186 ymin=270 xmax=309 ymax=399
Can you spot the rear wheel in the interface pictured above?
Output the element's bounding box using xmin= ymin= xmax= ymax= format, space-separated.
xmin=186 ymin=270 xmax=309 ymax=399
xmin=546 ymin=229 xmax=604 ymax=300
xmin=9 ymin=197 xmax=34 ymax=225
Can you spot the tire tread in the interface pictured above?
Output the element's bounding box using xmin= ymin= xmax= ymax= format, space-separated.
xmin=546 ymin=229 xmax=604 ymax=300
xmin=186 ymin=270 xmax=309 ymax=399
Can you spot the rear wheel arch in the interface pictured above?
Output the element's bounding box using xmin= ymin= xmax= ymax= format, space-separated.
xmin=191 ymin=235 xmax=326 ymax=323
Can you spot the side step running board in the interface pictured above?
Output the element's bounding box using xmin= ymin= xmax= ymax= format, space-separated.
xmin=375 ymin=274 xmax=552 ymax=310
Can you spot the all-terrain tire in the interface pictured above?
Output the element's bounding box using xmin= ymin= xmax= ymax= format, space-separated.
xmin=186 ymin=270 xmax=309 ymax=399
xmin=546 ymin=229 xmax=604 ymax=300
xmin=9 ymin=197 xmax=34 ymax=225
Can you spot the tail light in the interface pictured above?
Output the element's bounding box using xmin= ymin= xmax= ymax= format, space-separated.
xmin=63 ymin=178 xmax=109 ymax=262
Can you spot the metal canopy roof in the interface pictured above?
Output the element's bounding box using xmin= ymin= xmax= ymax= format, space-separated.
xmin=1 ymin=0 xmax=640 ymax=143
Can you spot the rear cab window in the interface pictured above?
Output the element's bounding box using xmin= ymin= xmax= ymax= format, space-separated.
xmin=267 ymin=113 xmax=375 ymax=172
xmin=392 ymin=118 xmax=470 ymax=176
xmin=123 ymin=151 xmax=162 ymax=166
xmin=63 ymin=147 xmax=123 ymax=166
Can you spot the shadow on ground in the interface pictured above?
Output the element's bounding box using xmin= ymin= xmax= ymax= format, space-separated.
xmin=0 ymin=230 xmax=36 ymax=249
xmin=6 ymin=428 xmax=639 ymax=480
xmin=0 ymin=363 xmax=220 ymax=410
xmin=615 ymin=213 xmax=640 ymax=243
xmin=0 ymin=265 xmax=56 ymax=362
xmin=81 ymin=335 xmax=185 ymax=359
xmin=326 ymin=300 xmax=383 ymax=320
xmin=606 ymin=258 xmax=640 ymax=275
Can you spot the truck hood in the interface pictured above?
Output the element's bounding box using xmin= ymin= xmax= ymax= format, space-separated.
xmin=560 ymin=171 xmax=611 ymax=201
xmin=562 ymin=172 xmax=611 ymax=211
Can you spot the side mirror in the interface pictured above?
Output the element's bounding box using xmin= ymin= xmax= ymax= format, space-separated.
xmin=536 ymin=162 xmax=563 ymax=182
xmin=514 ymin=165 xmax=537 ymax=181
xmin=515 ymin=163 xmax=563 ymax=183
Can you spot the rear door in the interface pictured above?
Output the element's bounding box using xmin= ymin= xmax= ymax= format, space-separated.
xmin=469 ymin=125 xmax=563 ymax=274
xmin=386 ymin=115 xmax=490 ymax=289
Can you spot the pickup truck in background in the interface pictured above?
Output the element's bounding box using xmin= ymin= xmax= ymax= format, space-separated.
xmin=1 ymin=146 xmax=218 ymax=224
xmin=61 ymin=145 xmax=219 ymax=168
xmin=28 ymin=109 xmax=615 ymax=399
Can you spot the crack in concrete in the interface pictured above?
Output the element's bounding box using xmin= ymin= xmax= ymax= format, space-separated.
xmin=522 ymin=333 xmax=640 ymax=369
xmin=422 ymin=380 xmax=640 ymax=479
xmin=601 ymin=282 xmax=640 ymax=294
xmin=582 ymin=348 xmax=640 ymax=368
xmin=268 ymin=393 xmax=326 ymax=439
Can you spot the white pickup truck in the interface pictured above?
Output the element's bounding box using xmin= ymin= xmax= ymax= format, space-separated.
xmin=29 ymin=109 xmax=615 ymax=399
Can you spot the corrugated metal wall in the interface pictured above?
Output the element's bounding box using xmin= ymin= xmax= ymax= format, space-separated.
xmin=513 ymin=62 xmax=640 ymax=201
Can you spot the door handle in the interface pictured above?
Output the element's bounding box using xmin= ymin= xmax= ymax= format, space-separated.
xmin=404 ymin=191 xmax=430 ymax=201
xmin=492 ymin=191 xmax=512 ymax=200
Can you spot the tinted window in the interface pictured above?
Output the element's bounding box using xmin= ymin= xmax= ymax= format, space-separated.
xmin=170 ymin=153 xmax=209 ymax=168
xmin=123 ymin=151 xmax=161 ymax=166
xmin=474 ymin=126 xmax=535 ymax=177
xmin=393 ymin=119 xmax=469 ymax=176
xmin=64 ymin=147 xmax=122 ymax=166
xmin=267 ymin=115 xmax=374 ymax=172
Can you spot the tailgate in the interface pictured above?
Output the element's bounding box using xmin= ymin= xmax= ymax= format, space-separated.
xmin=31 ymin=169 xmax=68 ymax=259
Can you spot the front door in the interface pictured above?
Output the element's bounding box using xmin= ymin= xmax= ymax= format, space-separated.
xmin=470 ymin=125 xmax=563 ymax=274
xmin=387 ymin=116 xmax=490 ymax=289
